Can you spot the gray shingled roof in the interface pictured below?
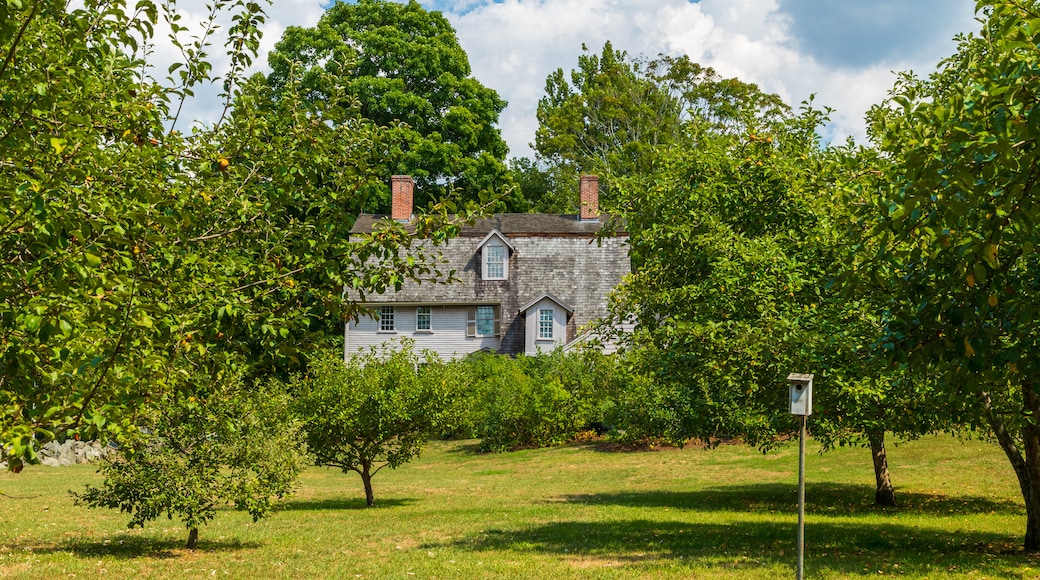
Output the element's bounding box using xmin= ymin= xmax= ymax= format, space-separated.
xmin=351 ymin=213 xmax=627 ymax=236
xmin=518 ymin=292 xmax=575 ymax=314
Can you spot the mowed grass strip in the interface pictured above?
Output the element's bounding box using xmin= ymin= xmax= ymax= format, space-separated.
xmin=0 ymin=434 xmax=1035 ymax=579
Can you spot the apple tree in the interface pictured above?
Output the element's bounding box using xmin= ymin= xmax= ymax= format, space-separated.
xmin=602 ymin=91 xmax=955 ymax=505
xmin=0 ymin=0 xmax=478 ymax=470
xmin=856 ymin=0 xmax=1040 ymax=549
xmin=291 ymin=342 xmax=456 ymax=507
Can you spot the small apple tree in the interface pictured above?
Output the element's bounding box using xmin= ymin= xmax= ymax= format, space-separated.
xmin=73 ymin=376 xmax=307 ymax=550
xmin=292 ymin=342 xmax=455 ymax=506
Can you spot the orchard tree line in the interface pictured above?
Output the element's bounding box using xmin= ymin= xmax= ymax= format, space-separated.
xmin=1 ymin=0 xmax=500 ymax=549
xmin=528 ymin=0 xmax=1040 ymax=550
xmin=6 ymin=0 xmax=1040 ymax=554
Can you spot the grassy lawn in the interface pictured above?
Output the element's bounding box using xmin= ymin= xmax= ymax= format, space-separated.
xmin=0 ymin=434 xmax=1036 ymax=579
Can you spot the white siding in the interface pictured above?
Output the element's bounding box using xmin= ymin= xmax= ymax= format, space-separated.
xmin=564 ymin=319 xmax=636 ymax=355
xmin=346 ymin=305 xmax=501 ymax=359
xmin=523 ymin=297 xmax=568 ymax=355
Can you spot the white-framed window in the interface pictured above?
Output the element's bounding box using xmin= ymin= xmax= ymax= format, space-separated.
xmin=379 ymin=305 xmax=395 ymax=332
xmin=538 ymin=309 xmax=554 ymax=339
xmin=416 ymin=306 xmax=432 ymax=332
xmin=467 ymin=305 xmax=500 ymax=337
xmin=483 ymin=243 xmax=506 ymax=280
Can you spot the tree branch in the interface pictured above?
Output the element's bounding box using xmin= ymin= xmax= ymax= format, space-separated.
xmin=0 ymin=1 xmax=38 ymax=82
xmin=73 ymin=271 xmax=139 ymax=428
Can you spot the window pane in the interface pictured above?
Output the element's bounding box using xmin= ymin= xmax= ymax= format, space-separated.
xmin=476 ymin=305 xmax=495 ymax=336
xmin=416 ymin=306 xmax=431 ymax=331
xmin=538 ymin=309 xmax=553 ymax=339
xmin=378 ymin=307 xmax=393 ymax=330
xmin=486 ymin=245 xmax=504 ymax=279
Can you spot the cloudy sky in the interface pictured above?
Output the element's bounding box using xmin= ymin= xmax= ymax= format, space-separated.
xmin=168 ymin=0 xmax=981 ymax=158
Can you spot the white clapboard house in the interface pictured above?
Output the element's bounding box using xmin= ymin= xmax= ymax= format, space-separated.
xmin=345 ymin=175 xmax=630 ymax=358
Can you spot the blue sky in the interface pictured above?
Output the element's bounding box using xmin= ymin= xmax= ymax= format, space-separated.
xmin=168 ymin=0 xmax=980 ymax=157
xmin=778 ymin=0 xmax=977 ymax=67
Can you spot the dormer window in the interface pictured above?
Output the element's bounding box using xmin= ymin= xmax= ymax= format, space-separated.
xmin=519 ymin=293 xmax=574 ymax=355
xmin=485 ymin=244 xmax=505 ymax=279
xmin=478 ymin=230 xmax=514 ymax=281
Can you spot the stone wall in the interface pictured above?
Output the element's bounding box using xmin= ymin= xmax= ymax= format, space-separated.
xmin=1 ymin=439 xmax=113 ymax=469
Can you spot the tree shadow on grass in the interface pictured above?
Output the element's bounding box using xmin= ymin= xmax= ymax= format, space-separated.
xmin=13 ymin=534 xmax=260 ymax=560
xmin=440 ymin=440 xmax=484 ymax=455
xmin=278 ymin=497 xmax=415 ymax=511
xmin=554 ymin=482 xmax=1022 ymax=517
xmin=428 ymin=518 xmax=1033 ymax=577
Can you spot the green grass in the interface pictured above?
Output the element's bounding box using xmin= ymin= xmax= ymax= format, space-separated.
xmin=0 ymin=434 xmax=1037 ymax=578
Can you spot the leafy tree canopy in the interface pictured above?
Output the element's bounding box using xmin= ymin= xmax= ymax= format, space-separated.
xmin=600 ymin=72 xmax=953 ymax=504
xmin=0 ymin=0 xmax=477 ymax=468
xmin=605 ymin=101 xmax=828 ymax=447
xmin=266 ymin=0 xmax=510 ymax=212
xmin=535 ymin=42 xmax=680 ymax=186
xmin=853 ymin=0 xmax=1040 ymax=549
xmin=534 ymin=42 xmax=789 ymax=207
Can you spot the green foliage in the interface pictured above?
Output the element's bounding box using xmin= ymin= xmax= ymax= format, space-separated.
xmin=860 ymin=0 xmax=1040 ymax=382
xmin=534 ymin=44 xmax=671 ymax=211
xmin=534 ymin=43 xmax=789 ymax=204
xmin=852 ymin=0 xmax=1040 ymax=548
xmin=0 ymin=0 xmax=473 ymax=468
xmin=536 ymin=42 xmax=680 ymax=182
xmin=604 ymin=98 xmax=829 ymax=448
xmin=1 ymin=0 xmax=200 ymax=463
xmin=291 ymin=341 xmax=455 ymax=506
xmin=72 ymin=378 xmax=306 ymax=549
xmin=453 ymin=350 xmax=617 ymax=452
xmin=602 ymin=346 xmax=697 ymax=446
xmin=265 ymin=0 xmax=509 ymax=211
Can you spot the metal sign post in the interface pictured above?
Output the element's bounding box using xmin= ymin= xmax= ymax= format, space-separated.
xmin=787 ymin=373 xmax=814 ymax=580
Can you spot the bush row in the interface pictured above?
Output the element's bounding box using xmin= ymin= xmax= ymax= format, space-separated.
xmin=438 ymin=349 xmax=621 ymax=451
xmin=336 ymin=340 xmax=675 ymax=453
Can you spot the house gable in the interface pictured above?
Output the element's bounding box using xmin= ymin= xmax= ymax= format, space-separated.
xmin=345 ymin=175 xmax=630 ymax=358
xmin=477 ymin=230 xmax=514 ymax=281
xmin=519 ymin=293 xmax=574 ymax=355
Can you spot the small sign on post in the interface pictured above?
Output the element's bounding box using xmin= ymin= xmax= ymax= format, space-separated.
xmin=787 ymin=372 xmax=814 ymax=580
xmin=787 ymin=373 xmax=813 ymax=416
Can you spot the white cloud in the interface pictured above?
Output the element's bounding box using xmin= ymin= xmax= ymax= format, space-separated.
xmin=154 ymin=0 xmax=979 ymax=157
xmin=145 ymin=0 xmax=326 ymax=131
xmin=450 ymin=0 xmax=722 ymax=156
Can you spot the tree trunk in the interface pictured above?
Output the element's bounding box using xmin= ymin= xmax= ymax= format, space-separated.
xmin=868 ymin=429 xmax=896 ymax=506
xmin=1021 ymin=383 xmax=1040 ymax=551
xmin=981 ymin=386 xmax=1040 ymax=552
xmin=362 ymin=464 xmax=375 ymax=507
xmin=186 ymin=527 xmax=199 ymax=550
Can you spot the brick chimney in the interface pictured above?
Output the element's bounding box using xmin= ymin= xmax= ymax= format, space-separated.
xmin=579 ymin=174 xmax=599 ymax=221
xmin=391 ymin=175 xmax=414 ymax=222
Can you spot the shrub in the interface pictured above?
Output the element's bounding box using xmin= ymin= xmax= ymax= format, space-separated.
xmin=292 ymin=341 xmax=455 ymax=506
xmin=73 ymin=378 xmax=306 ymax=549
xmin=454 ymin=349 xmax=619 ymax=452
